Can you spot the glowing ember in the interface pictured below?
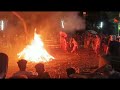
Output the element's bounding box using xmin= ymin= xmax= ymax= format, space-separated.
xmin=17 ymin=29 xmax=55 ymax=63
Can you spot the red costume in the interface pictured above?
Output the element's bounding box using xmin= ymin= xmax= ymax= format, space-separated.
xmin=59 ymin=31 xmax=68 ymax=51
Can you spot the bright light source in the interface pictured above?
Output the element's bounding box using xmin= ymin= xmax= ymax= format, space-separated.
xmin=100 ymin=22 xmax=103 ymax=28
xmin=83 ymin=12 xmax=86 ymax=15
xmin=0 ymin=20 xmax=4 ymax=31
xmin=17 ymin=29 xmax=55 ymax=63
xmin=61 ymin=19 xmax=64 ymax=29
xmin=1 ymin=20 xmax=4 ymax=30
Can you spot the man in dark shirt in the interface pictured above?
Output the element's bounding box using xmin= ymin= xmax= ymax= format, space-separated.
xmin=34 ymin=63 xmax=50 ymax=79
xmin=103 ymin=65 xmax=120 ymax=79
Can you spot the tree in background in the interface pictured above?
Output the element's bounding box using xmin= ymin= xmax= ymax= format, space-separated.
xmin=85 ymin=11 xmax=118 ymax=35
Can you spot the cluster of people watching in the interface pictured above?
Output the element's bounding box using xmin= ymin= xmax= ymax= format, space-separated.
xmin=60 ymin=30 xmax=120 ymax=57
xmin=84 ymin=32 xmax=101 ymax=55
xmin=0 ymin=30 xmax=120 ymax=79
xmin=0 ymin=52 xmax=50 ymax=79
xmin=59 ymin=31 xmax=78 ymax=53
xmin=1 ymin=52 xmax=120 ymax=79
xmin=75 ymin=32 xmax=120 ymax=56
xmin=66 ymin=64 xmax=120 ymax=79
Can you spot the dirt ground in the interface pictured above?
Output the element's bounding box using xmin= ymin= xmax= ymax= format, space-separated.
xmin=5 ymin=48 xmax=103 ymax=78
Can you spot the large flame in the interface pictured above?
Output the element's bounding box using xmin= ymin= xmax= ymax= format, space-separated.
xmin=17 ymin=29 xmax=55 ymax=63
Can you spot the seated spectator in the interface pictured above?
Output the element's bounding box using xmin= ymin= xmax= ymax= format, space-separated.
xmin=66 ymin=67 xmax=87 ymax=79
xmin=11 ymin=59 xmax=36 ymax=79
xmin=91 ymin=64 xmax=111 ymax=79
xmin=11 ymin=75 xmax=28 ymax=79
xmin=0 ymin=53 xmax=8 ymax=79
xmin=103 ymin=65 xmax=120 ymax=79
xmin=66 ymin=68 xmax=75 ymax=78
xmin=34 ymin=63 xmax=50 ymax=79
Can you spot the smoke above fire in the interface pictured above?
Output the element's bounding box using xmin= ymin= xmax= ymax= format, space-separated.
xmin=60 ymin=12 xmax=86 ymax=32
xmin=0 ymin=12 xmax=85 ymax=41
xmin=22 ymin=12 xmax=85 ymax=33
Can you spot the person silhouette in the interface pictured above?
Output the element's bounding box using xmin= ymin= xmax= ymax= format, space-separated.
xmin=0 ymin=53 xmax=8 ymax=79
xmin=12 ymin=59 xmax=36 ymax=79
xmin=34 ymin=63 xmax=50 ymax=79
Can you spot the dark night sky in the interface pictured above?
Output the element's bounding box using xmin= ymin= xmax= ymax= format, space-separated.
xmin=86 ymin=11 xmax=119 ymax=35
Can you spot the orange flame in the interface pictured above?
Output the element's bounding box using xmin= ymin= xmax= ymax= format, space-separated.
xmin=17 ymin=29 xmax=55 ymax=63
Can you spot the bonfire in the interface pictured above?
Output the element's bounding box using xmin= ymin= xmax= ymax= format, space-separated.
xmin=17 ymin=29 xmax=55 ymax=63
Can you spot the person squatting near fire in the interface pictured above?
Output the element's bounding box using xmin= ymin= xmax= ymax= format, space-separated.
xmin=69 ymin=37 xmax=78 ymax=53
xmin=59 ymin=31 xmax=68 ymax=52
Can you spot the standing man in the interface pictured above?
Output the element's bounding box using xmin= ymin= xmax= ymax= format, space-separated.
xmin=94 ymin=35 xmax=100 ymax=55
xmin=70 ymin=37 xmax=78 ymax=53
xmin=59 ymin=31 xmax=68 ymax=52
